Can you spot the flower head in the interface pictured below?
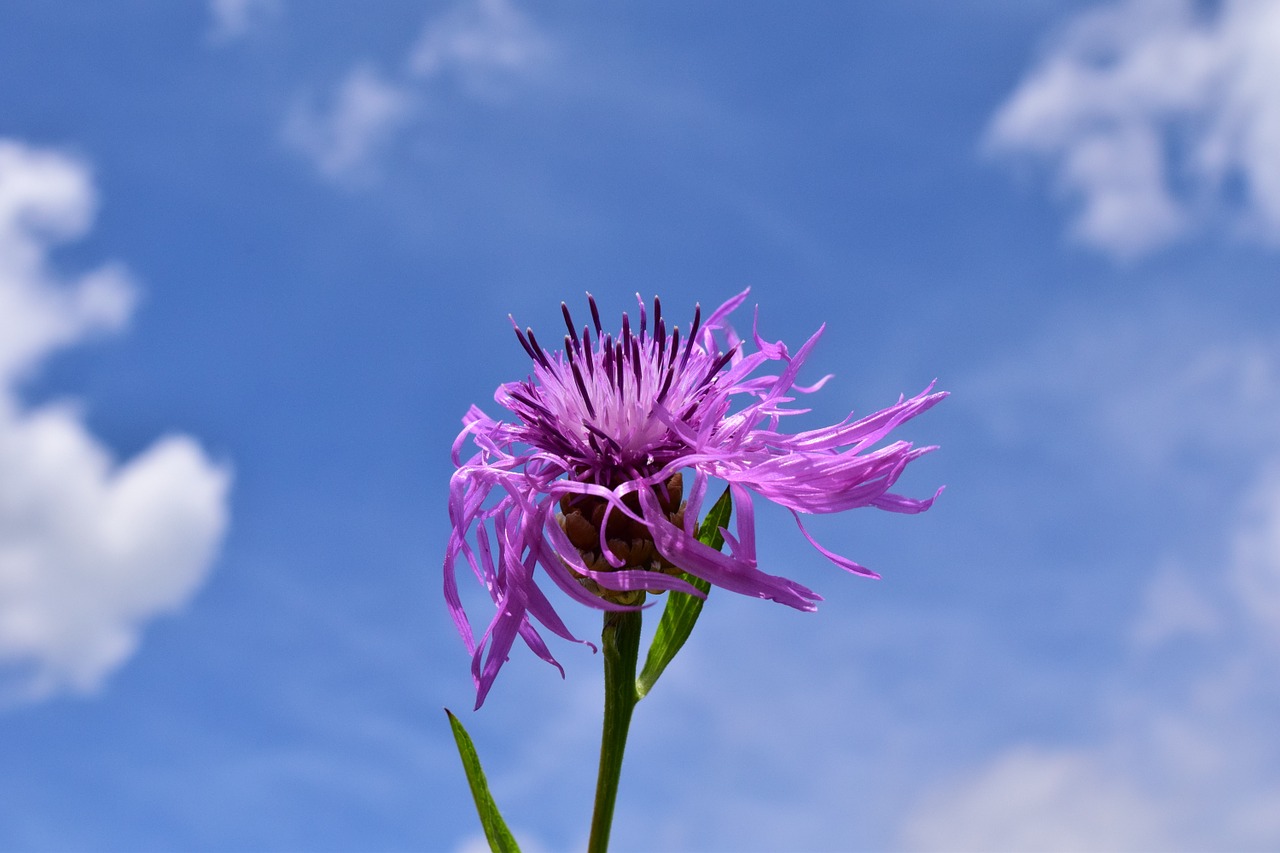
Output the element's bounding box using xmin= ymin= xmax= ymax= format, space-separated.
xmin=446 ymin=290 xmax=945 ymax=707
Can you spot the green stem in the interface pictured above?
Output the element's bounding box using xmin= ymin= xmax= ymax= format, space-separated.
xmin=587 ymin=608 xmax=642 ymax=853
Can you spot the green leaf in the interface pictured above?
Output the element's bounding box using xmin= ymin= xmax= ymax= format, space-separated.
xmin=635 ymin=485 xmax=732 ymax=699
xmin=445 ymin=709 xmax=521 ymax=853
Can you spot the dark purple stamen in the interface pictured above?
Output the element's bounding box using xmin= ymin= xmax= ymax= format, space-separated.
xmin=569 ymin=360 xmax=596 ymax=418
xmin=561 ymin=302 xmax=579 ymax=340
xmin=510 ymin=388 xmax=553 ymax=418
xmin=587 ymin=293 xmax=603 ymax=335
xmin=584 ymin=422 xmax=623 ymax=453
xmin=524 ymin=327 xmax=553 ymax=370
xmin=632 ymin=337 xmax=643 ymax=384
xmin=700 ymin=345 xmax=737 ymax=387
xmin=581 ymin=326 xmax=594 ymax=376
xmin=509 ymin=317 xmax=540 ymax=361
xmin=656 ymin=363 xmax=676 ymax=403
xmin=678 ymin=305 xmax=702 ymax=371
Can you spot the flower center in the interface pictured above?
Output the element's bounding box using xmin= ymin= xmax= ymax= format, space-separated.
xmin=557 ymin=472 xmax=687 ymax=604
xmin=506 ymin=295 xmax=736 ymax=485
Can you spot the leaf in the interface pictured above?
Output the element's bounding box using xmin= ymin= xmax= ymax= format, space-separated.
xmin=445 ymin=709 xmax=521 ymax=853
xmin=635 ymin=485 xmax=731 ymax=699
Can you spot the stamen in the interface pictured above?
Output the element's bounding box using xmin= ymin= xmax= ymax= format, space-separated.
xmin=621 ymin=313 xmax=631 ymax=348
xmin=561 ymin=302 xmax=578 ymax=339
xmin=511 ymin=320 xmax=539 ymax=363
xmin=636 ymin=294 xmax=647 ymax=341
xmin=582 ymin=326 xmax=594 ymax=376
xmin=630 ymin=334 xmax=643 ymax=384
xmin=700 ymin=345 xmax=737 ymax=387
xmin=656 ymin=363 xmax=676 ymax=403
xmin=525 ymin=328 xmax=553 ymax=370
xmin=564 ymin=332 xmax=582 ymax=359
xmin=587 ymin=293 xmax=603 ymax=334
xmin=584 ymin=422 xmax=623 ymax=453
xmin=655 ymin=316 xmax=666 ymax=365
xmin=668 ymin=327 xmax=681 ymax=369
xmin=614 ymin=341 xmax=625 ymax=390
xmin=510 ymin=389 xmax=553 ymax=418
xmin=678 ymin=329 xmax=695 ymax=371
xmin=569 ymin=360 xmax=596 ymax=418
xmin=678 ymin=305 xmax=702 ymax=371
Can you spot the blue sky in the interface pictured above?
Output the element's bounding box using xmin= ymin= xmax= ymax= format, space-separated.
xmin=3 ymin=0 xmax=1280 ymax=850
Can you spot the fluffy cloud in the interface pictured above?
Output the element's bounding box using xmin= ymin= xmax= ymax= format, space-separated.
xmin=987 ymin=0 xmax=1280 ymax=259
xmin=0 ymin=139 xmax=230 ymax=702
xmin=284 ymin=0 xmax=548 ymax=182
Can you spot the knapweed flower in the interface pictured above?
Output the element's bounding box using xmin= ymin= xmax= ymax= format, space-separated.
xmin=446 ymin=290 xmax=945 ymax=707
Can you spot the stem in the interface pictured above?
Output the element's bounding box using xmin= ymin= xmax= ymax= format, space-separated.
xmin=587 ymin=608 xmax=642 ymax=853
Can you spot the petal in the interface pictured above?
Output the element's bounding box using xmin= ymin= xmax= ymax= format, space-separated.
xmin=791 ymin=511 xmax=880 ymax=578
xmin=641 ymin=488 xmax=820 ymax=611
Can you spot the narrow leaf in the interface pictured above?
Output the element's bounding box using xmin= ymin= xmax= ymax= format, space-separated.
xmin=445 ymin=709 xmax=521 ymax=853
xmin=635 ymin=486 xmax=731 ymax=699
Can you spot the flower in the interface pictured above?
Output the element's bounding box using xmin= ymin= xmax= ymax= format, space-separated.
xmin=446 ymin=290 xmax=946 ymax=707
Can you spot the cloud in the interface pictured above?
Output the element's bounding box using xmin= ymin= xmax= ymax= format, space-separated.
xmin=966 ymin=304 xmax=1280 ymax=475
xmin=284 ymin=0 xmax=548 ymax=182
xmin=986 ymin=0 xmax=1280 ymax=259
xmin=283 ymin=65 xmax=414 ymax=184
xmin=901 ymin=465 xmax=1280 ymax=850
xmin=902 ymin=748 xmax=1174 ymax=852
xmin=409 ymin=0 xmax=549 ymax=87
xmin=0 ymin=139 xmax=231 ymax=702
xmin=208 ymin=0 xmax=281 ymax=43
xmin=902 ymin=316 xmax=1280 ymax=850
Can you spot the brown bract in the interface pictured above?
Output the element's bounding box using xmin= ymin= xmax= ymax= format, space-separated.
xmin=557 ymin=472 xmax=687 ymax=605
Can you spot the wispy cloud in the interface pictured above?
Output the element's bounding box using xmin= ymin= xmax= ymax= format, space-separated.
xmin=901 ymin=465 xmax=1280 ymax=850
xmin=284 ymin=0 xmax=548 ymax=183
xmin=0 ymin=139 xmax=231 ymax=703
xmin=409 ymin=0 xmax=549 ymax=87
xmin=901 ymin=312 xmax=1280 ymax=849
xmin=283 ymin=65 xmax=414 ymax=185
xmin=987 ymin=0 xmax=1280 ymax=260
xmin=207 ymin=0 xmax=281 ymax=44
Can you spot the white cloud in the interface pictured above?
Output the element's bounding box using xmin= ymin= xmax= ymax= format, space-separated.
xmin=966 ymin=306 xmax=1280 ymax=474
xmin=903 ymin=315 xmax=1280 ymax=850
xmin=902 ymin=464 xmax=1280 ymax=850
xmin=1130 ymin=563 xmax=1220 ymax=651
xmin=987 ymin=0 xmax=1280 ymax=259
xmin=902 ymin=748 xmax=1173 ymax=852
xmin=283 ymin=65 xmax=414 ymax=184
xmin=285 ymin=0 xmax=548 ymax=183
xmin=0 ymin=139 xmax=230 ymax=702
xmin=409 ymin=0 xmax=549 ymax=87
xmin=208 ymin=0 xmax=281 ymax=43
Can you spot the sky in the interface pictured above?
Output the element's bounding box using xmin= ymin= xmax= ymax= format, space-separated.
xmin=2 ymin=0 xmax=1280 ymax=850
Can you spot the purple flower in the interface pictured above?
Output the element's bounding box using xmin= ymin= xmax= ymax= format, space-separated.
xmin=446 ymin=290 xmax=945 ymax=707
